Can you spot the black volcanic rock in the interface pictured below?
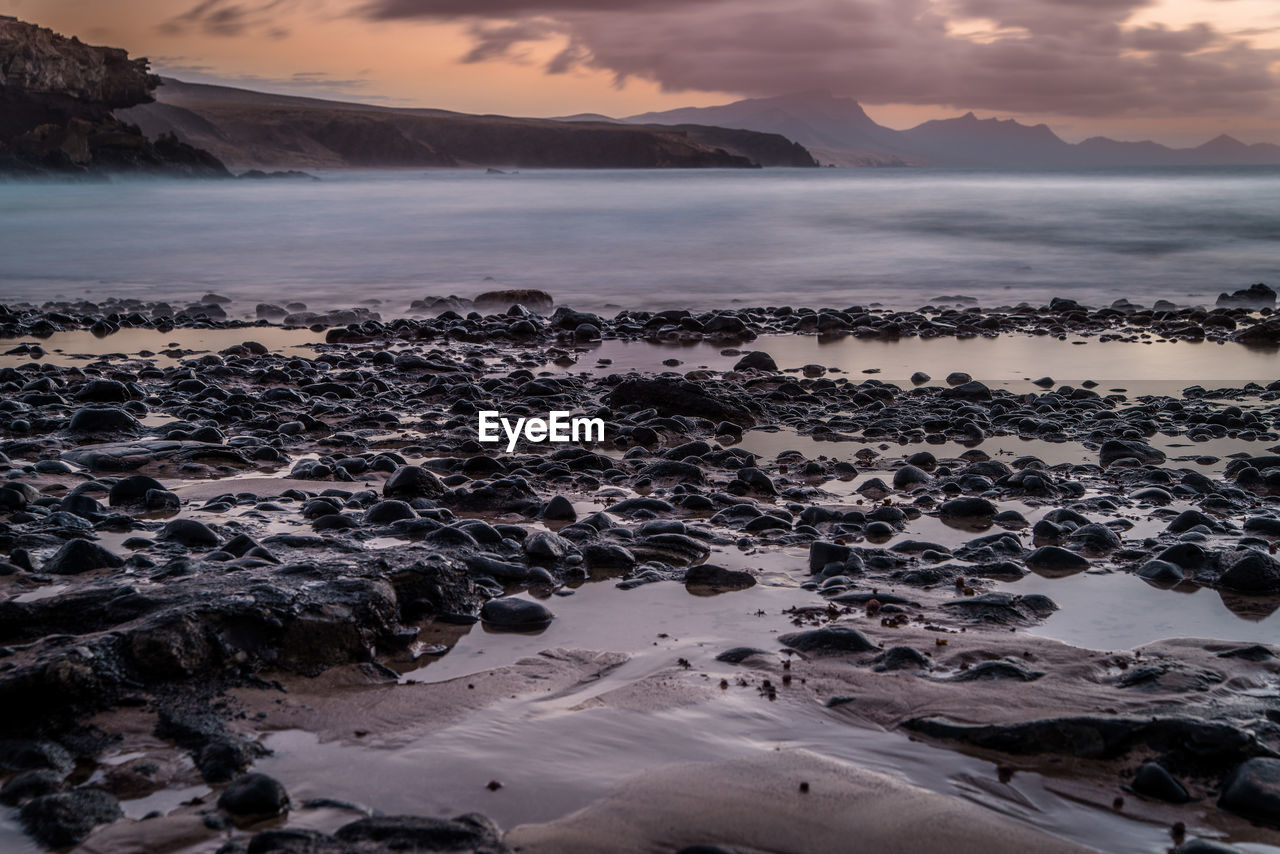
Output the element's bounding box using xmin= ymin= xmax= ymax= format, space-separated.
xmin=1217 ymin=283 xmax=1276 ymax=309
xmin=606 ymin=377 xmax=755 ymax=426
xmin=41 ymin=540 xmax=125 ymax=575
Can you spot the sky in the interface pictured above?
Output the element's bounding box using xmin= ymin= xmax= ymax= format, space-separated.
xmin=10 ymin=0 xmax=1280 ymax=145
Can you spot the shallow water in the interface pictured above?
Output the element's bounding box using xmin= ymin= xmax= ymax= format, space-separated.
xmin=570 ymin=333 xmax=1280 ymax=387
xmin=2 ymin=168 xmax=1279 ymax=313
xmin=255 ymin=582 xmax=1178 ymax=854
xmin=0 ymin=326 xmax=325 ymax=368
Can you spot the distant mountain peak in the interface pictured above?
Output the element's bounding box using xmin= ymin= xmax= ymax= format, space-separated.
xmin=1198 ymin=133 xmax=1246 ymax=151
xmin=625 ymin=91 xmax=1279 ymax=168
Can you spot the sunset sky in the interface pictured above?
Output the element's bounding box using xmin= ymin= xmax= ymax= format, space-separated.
xmin=11 ymin=0 xmax=1280 ymax=145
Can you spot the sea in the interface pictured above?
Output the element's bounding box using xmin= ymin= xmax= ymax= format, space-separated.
xmin=1 ymin=166 xmax=1278 ymax=313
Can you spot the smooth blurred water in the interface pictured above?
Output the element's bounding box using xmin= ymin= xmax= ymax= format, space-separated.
xmin=1 ymin=167 xmax=1278 ymax=313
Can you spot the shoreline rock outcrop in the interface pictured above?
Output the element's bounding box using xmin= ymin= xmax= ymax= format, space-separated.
xmin=0 ymin=16 xmax=230 ymax=177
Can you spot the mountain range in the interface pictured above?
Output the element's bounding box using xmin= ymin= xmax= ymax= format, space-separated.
xmin=117 ymin=78 xmax=816 ymax=171
xmin=627 ymin=92 xmax=1280 ymax=168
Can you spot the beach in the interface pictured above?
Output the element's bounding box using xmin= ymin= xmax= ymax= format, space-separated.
xmin=0 ymin=292 xmax=1278 ymax=853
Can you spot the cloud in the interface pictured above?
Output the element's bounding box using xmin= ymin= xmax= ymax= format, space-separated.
xmin=152 ymin=63 xmax=407 ymax=101
xmin=358 ymin=0 xmax=707 ymax=18
xmin=347 ymin=0 xmax=1280 ymax=117
xmin=159 ymin=0 xmax=297 ymax=38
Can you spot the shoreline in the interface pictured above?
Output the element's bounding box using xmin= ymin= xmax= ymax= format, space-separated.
xmin=0 ymin=294 xmax=1278 ymax=852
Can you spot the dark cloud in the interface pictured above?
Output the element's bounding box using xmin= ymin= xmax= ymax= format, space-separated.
xmin=358 ymin=0 xmax=707 ymax=19
xmin=160 ymin=0 xmax=295 ymax=38
xmin=153 ymin=63 xmax=399 ymax=100
xmin=354 ymin=0 xmax=1277 ymax=118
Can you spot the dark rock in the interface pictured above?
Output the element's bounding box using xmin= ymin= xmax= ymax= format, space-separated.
xmin=334 ymin=814 xmax=509 ymax=853
xmin=581 ymin=543 xmax=635 ymax=570
xmin=605 ymin=378 xmax=754 ymax=426
xmin=942 ymin=380 xmax=991 ymax=401
xmin=685 ymin=564 xmax=756 ymax=592
xmin=939 ymin=497 xmax=996 ymax=521
xmin=1217 ymin=283 xmax=1276 ymax=308
xmin=1025 ymin=546 xmax=1089 ymax=574
xmin=1167 ymin=509 xmax=1215 ymax=534
xmin=808 ymin=541 xmax=853 ymax=574
xmin=42 ymin=539 xmax=125 ymax=574
xmin=218 ymin=773 xmax=290 ymax=820
xmin=1218 ymin=550 xmax=1280 ymax=595
xmin=363 ymin=500 xmax=416 ymax=525
xmin=892 ymin=465 xmax=931 ymax=489
xmin=715 ymin=647 xmax=769 ymax=664
xmin=384 ymin=466 xmax=446 ymax=500
xmin=20 ymin=789 xmax=122 ymax=848
xmin=874 ymin=646 xmax=931 ymax=672
xmin=0 ymin=769 xmax=65 ymax=806
xmin=480 ymin=598 xmax=554 ymax=631
xmin=1137 ymin=560 xmax=1184 ymax=585
xmin=541 ymin=495 xmax=577 ymax=522
xmin=67 ymin=406 xmax=142 ymax=435
xmin=1131 ymin=762 xmax=1189 ymax=803
xmin=903 ymin=715 xmax=1258 ymax=767
xmin=1067 ymin=523 xmax=1121 ymax=553
xmin=1218 ymin=758 xmax=1280 ymax=826
xmin=733 ymin=351 xmax=777 ymax=372
xmin=779 ymin=625 xmax=878 ymax=654
xmin=159 ymin=518 xmax=220 ymax=548
xmin=108 ymin=474 xmax=166 ymax=506
xmin=1243 ymin=517 xmax=1280 ymax=537
xmin=474 ymin=289 xmax=553 ymax=312
xmin=1099 ymin=439 xmax=1165 ymax=467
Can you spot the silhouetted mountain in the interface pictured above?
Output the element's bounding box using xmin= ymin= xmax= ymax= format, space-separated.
xmin=119 ymin=78 xmax=816 ymax=170
xmin=629 ymin=93 xmax=1280 ymax=168
xmin=630 ymin=92 xmax=918 ymax=166
xmin=898 ymin=112 xmax=1076 ymax=167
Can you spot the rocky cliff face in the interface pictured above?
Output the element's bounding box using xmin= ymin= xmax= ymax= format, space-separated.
xmin=0 ymin=17 xmax=229 ymax=176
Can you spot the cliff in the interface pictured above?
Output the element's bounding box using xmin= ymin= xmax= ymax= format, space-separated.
xmin=0 ymin=16 xmax=229 ymax=176
xmin=120 ymin=78 xmax=817 ymax=170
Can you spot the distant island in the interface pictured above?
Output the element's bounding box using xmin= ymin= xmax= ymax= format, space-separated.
xmin=629 ymin=91 xmax=1280 ymax=168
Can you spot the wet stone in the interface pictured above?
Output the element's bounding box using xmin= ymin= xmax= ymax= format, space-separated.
xmin=685 ymin=564 xmax=756 ymax=592
xmin=715 ymin=647 xmax=769 ymax=664
xmin=779 ymin=625 xmax=879 ymax=654
xmin=383 ymin=465 xmax=446 ymax=500
xmin=874 ymin=646 xmax=931 ymax=672
xmin=479 ymin=598 xmax=554 ymax=631
xmin=1131 ymin=762 xmax=1190 ymax=804
xmin=42 ymin=539 xmax=125 ymax=575
xmin=218 ymin=772 xmax=290 ymax=820
xmin=1025 ymin=546 xmax=1089 ymax=574
xmin=1218 ymin=758 xmax=1280 ymax=826
xmin=159 ymin=518 xmax=221 ymax=548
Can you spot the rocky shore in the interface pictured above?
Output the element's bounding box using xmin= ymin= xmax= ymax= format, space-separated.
xmin=1 ymin=290 xmax=1279 ymax=852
